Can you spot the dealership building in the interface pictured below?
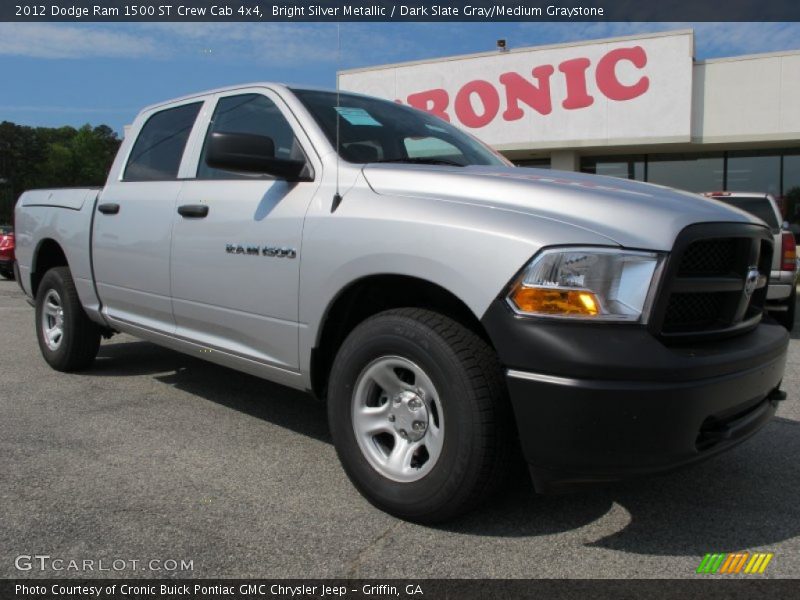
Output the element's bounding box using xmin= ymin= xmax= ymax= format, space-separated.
xmin=339 ymin=30 xmax=800 ymax=203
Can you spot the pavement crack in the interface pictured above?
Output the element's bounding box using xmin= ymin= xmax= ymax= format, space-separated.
xmin=346 ymin=521 xmax=402 ymax=577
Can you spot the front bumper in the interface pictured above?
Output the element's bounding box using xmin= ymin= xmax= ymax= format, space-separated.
xmin=481 ymin=300 xmax=789 ymax=492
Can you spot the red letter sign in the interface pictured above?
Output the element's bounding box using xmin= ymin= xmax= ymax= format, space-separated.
xmin=454 ymin=80 xmax=500 ymax=128
xmin=499 ymin=65 xmax=555 ymax=120
xmin=558 ymin=58 xmax=594 ymax=110
xmin=407 ymin=88 xmax=451 ymax=122
xmin=596 ymin=46 xmax=650 ymax=101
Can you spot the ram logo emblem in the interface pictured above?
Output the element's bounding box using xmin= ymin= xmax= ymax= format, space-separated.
xmin=226 ymin=244 xmax=296 ymax=259
xmin=744 ymin=266 xmax=759 ymax=297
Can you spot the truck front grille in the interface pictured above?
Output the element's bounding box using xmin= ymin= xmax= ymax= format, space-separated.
xmin=663 ymin=292 xmax=725 ymax=330
xmin=677 ymin=239 xmax=738 ymax=277
xmin=651 ymin=224 xmax=773 ymax=341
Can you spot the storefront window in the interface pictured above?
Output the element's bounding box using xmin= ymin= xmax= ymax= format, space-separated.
xmin=726 ymin=152 xmax=781 ymax=195
xmin=515 ymin=159 xmax=551 ymax=169
xmin=580 ymin=156 xmax=644 ymax=181
xmin=647 ymin=154 xmax=724 ymax=192
xmin=784 ymin=154 xmax=800 ymax=195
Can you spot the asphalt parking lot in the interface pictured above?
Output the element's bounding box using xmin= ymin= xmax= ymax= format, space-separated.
xmin=1 ymin=278 xmax=799 ymax=579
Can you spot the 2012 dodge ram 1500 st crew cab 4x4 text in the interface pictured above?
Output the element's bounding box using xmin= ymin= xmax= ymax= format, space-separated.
xmin=14 ymin=84 xmax=790 ymax=523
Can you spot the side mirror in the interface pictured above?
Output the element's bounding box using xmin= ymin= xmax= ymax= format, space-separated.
xmin=205 ymin=131 xmax=311 ymax=181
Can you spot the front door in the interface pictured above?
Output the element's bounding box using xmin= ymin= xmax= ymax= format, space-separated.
xmin=170 ymin=90 xmax=319 ymax=372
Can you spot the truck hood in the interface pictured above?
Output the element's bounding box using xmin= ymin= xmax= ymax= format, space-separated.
xmin=362 ymin=164 xmax=760 ymax=250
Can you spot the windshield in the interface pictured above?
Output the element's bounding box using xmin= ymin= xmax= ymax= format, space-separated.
xmin=292 ymin=88 xmax=510 ymax=167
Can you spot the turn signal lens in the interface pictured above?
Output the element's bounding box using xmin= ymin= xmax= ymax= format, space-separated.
xmin=510 ymin=287 xmax=600 ymax=316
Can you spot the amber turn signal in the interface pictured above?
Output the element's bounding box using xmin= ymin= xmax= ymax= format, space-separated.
xmin=510 ymin=286 xmax=600 ymax=316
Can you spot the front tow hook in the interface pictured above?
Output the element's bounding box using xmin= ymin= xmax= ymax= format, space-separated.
xmin=768 ymin=388 xmax=788 ymax=403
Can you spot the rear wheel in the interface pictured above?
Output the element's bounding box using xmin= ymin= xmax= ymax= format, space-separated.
xmin=774 ymin=285 xmax=796 ymax=331
xmin=35 ymin=267 xmax=101 ymax=371
xmin=327 ymin=308 xmax=514 ymax=523
xmin=0 ymin=268 xmax=13 ymax=280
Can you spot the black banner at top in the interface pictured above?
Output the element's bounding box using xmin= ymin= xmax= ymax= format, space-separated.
xmin=2 ymin=0 xmax=800 ymax=22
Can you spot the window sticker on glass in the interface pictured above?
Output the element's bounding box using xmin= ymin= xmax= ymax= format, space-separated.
xmin=335 ymin=107 xmax=382 ymax=126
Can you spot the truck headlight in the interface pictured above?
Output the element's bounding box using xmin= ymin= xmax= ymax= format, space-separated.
xmin=507 ymin=247 xmax=664 ymax=322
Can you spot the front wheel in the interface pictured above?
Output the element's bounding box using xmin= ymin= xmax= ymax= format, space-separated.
xmin=35 ymin=267 xmax=101 ymax=372
xmin=328 ymin=308 xmax=514 ymax=523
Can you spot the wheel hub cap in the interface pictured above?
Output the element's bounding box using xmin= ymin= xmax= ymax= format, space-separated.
xmin=351 ymin=355 xmax=445 ymax=483
xmin=389 ymin=389 xmax=428 ymax=442
xmin=41 ymin=289 xmax=65 ymax=351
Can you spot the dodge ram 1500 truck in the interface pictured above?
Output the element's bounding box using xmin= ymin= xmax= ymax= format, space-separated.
xmin=14 ymin=84 xmax=790 ymax=523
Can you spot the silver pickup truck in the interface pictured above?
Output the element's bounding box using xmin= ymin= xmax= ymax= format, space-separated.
xmin=14 ymin=84 xmax=790 ymax=523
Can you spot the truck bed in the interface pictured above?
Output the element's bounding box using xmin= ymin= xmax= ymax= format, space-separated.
xmin=15 ymin=187 xmax=102 ymax=316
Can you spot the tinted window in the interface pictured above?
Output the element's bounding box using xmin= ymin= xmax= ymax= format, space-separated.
xmin=124 ymin=102 xmax=202 ymax=182
xmin=716 ymin=196 xmax=780 ymax=232
xmin=726 ymin=153 xmax=780 ymax=195
xmin=784 ymin=154 xmax=800 ymax=197
xmin=292 ymin=89 xmax=508 ymax=167
xmin=647 ymin=153 xmax=724 ymax=192
xmin=581 ymin=155 xmax=645 ymax=181
xmin=198 ymin=94 xmax=301 ymax=179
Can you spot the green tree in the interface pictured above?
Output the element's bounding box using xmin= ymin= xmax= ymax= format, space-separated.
xmin=0 ymin=121 xmax=121 ymax=223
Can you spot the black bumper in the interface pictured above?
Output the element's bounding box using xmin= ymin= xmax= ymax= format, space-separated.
xmin=481 ymin=300 xmax=789 ymax=492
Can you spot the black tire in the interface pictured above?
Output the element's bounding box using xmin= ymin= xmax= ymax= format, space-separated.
xmin=35 ymin=266 xmax=101 ymax=372
xmin=327 ymin=308 xmax=515 ymax=523
xmin=774 ymin=285 xmax=796 ymax=331
xmin=0 ymin=268 xmax=13 ymax=280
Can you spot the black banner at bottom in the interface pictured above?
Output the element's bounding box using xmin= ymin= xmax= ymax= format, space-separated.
xmin=3 ymin=579 xmax=800 ymax=600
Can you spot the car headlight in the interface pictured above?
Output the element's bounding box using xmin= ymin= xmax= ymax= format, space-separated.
xmin=507 ymin=247 xmax=664 ymax=322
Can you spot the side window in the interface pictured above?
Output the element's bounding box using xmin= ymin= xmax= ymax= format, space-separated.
xmin=198 ymin=94 xmax=302 ymax=179
xmin=124 ymin=102 xmax=202 ymax=182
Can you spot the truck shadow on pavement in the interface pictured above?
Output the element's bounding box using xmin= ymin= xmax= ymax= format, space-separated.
xmin=90 ymin=338 xmax=800 ymax=556
xmin=447 ymin=416 xmax=800 ymax=556
xmin=91 ymin=340 xmax=331 ymax=444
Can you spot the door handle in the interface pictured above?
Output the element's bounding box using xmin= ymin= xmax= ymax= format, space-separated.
xmin=97 ymin=203 xmax=120 ymax=215
xmin=177 ymin=204 xmax=209 ymax=218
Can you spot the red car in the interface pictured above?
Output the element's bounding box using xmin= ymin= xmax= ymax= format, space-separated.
xmin=0 ymin=225 xmax=14 ymax=280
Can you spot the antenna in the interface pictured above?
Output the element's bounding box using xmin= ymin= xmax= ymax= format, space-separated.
xmin=331 ymin=22 xmax=343 ymax=213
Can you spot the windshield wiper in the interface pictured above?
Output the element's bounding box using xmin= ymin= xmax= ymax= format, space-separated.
xmin=372 ymin=157 xmax=466 ymax=167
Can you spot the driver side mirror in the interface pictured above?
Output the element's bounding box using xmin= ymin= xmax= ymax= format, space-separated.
xmin=205 ymin=131 xmax=311 ymax=181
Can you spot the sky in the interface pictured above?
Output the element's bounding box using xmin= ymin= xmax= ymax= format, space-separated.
xmin=1 ymin=21 xmax=799 ymax=133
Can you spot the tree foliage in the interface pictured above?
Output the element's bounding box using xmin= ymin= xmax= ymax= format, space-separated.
xmin=0 ymin=121 xmax=121 ymax=223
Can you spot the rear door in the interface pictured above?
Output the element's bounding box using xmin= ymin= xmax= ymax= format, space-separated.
xmin=169 ymin=88 xmax=320 ymax=373
xmin=92 ymin=100 xmax=204 ymax=332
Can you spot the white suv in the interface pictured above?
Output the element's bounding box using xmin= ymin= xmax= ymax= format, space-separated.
xmin=705 ymin=192 xmax=797 ymax=330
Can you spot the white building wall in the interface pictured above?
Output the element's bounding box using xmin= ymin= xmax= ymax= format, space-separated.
xmin=694 ymin=51 xmax=800 ymax=144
